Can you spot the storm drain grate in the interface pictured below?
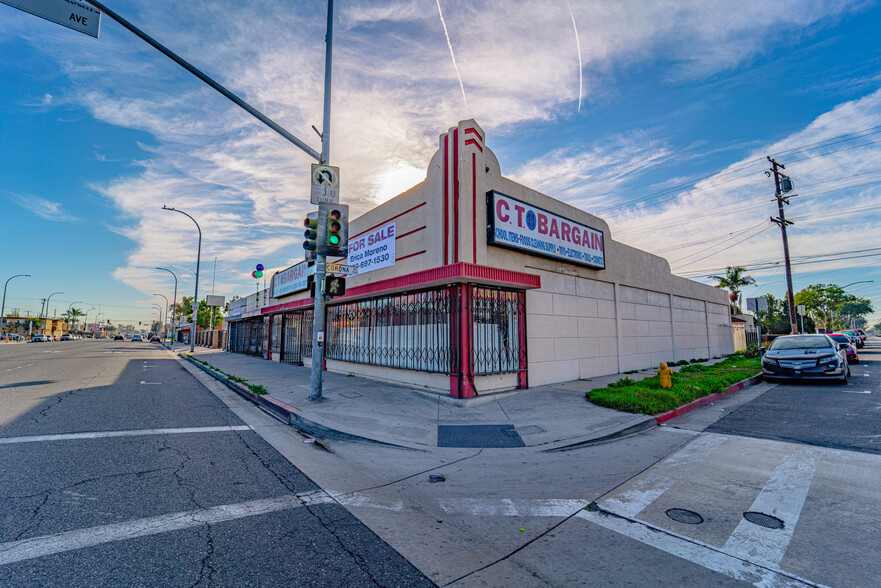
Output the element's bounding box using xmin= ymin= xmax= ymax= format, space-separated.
xmin=665 ymin=508 xmax=703 ymax=525
xmin=743 ymin=511 xmax=785 ymax=529
xmin=437 ymin=425 xmax=526 ymax=448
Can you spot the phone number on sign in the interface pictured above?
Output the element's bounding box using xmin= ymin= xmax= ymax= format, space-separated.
xmin=357 ymin=254 xmax=391 ymax=268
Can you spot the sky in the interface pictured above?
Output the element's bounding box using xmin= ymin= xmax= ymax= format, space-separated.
xmin=1 ymin=0 xmax=880 ymax=328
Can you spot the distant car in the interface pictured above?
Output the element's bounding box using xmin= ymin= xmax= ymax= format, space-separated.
xmin=131 ymin=334 xmax=143 ymax=342
xmin=61 ymin=334 xmax=71 ymax=341
xmin=30 ymin=334 xmax=47 ymax=343
xmin=829 ymin=333 xmax=859 ymax=363
xmin=841 ymin=330 xmax=863 ymax=349
xmin=761 ymin=334 xmax=849 ymax=383
xmin=149 ymin=335 xmax=161 ymax=342
xmin=114 ymin=334 xmax=125 ymax=341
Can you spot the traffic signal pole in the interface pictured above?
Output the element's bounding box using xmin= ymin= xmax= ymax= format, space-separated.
xmin=309 ymin=0 xmax=334 ymax=402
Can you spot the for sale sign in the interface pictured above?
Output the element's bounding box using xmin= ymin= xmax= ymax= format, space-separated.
xmin=487 ymin=191 xmax=605 ymax=269
xmin=346 ymin=222 xmax=396 ymax=275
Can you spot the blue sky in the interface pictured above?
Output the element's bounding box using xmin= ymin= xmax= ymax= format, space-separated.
xmin=1 ymin=0 xmax=880 ymax=327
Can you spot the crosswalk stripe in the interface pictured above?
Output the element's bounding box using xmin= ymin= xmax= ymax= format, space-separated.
xmin=723 ymin=448 xmax=818 ymax=567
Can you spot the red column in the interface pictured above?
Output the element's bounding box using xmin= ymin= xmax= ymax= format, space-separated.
xmin=517 ymin=290 xmax=528 ymax=389
xmin=449 ymin=283 xmax=476 ymax=398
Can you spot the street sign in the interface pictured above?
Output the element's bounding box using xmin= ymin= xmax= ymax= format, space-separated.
xmin=310 ymin=163 xmax=339 ymax=204
xmin=796 ymin=304 xmax=806 ymax=315
xmin=206 ymin=295 xmax=225 ymax=307
xmin=746 ymin=296 xmax=768 ymax=313
xmin=1 ymin=0 xmax=101 ymax=38
xmin=326 ymin=263 xmax=359 ymax=275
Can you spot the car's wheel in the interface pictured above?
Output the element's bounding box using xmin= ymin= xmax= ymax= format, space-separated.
xmin=841 ymin=368 xmax=849 ymax=384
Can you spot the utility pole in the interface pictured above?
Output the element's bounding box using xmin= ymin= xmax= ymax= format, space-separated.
xmin=767 ymin=156 xmax=798 ymax=335
xmin=309 ymin=0 xmax=334 ymax=402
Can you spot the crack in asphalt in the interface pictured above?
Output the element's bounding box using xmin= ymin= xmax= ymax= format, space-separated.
xmin=302 ymin=503 xmax=383 ymax=587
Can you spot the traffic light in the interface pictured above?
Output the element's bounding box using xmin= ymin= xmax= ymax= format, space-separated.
xmin=303 ymin=210 xmax=322 ymax=256
xmin=318 ymin=203 xmax=348 ymax=257
xmin=325 ymin=276 xmax=346 ymax=298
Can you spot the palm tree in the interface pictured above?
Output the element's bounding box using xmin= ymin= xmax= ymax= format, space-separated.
xmin=61 ymin=307 xmax=84 ymax=329
xmin=710 ymin=266 xmax=755 ymax=314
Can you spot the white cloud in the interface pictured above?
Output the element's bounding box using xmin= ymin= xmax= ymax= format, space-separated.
xmin=5 ymin=192 xmax=79 ymax=222
xmin=11 ymin=0 xmax=868 ymax=297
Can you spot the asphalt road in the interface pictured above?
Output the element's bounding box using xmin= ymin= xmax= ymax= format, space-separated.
xmin=708 ymin=337 xmax=880 ymax=453
xmin=0 ymin=340 xmax=433 ymax=587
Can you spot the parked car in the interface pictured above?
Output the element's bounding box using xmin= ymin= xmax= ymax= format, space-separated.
xmin=30 ymin=334 xmax=48 ymax=343
xmin=131 ymin=334 xmax=143 ymax=342
xmin=828 ymin=333 xmax=859 ymax=363
xmin=761 ymin=334 xmax=849 ymax=383
xmin=61 ymin=334 xmax=71 ymax=341
xmin=840 ymin=330 xmax=863 ymax=349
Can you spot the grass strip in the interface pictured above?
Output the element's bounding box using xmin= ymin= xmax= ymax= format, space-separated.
xmin=182 ymin=354 xmax=267 ymax=394
xmin=586 ymin=353 xmax=761 ymax=415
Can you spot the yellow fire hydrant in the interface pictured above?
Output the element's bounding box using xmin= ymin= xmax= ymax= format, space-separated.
xmin=657 ymin=362 xmax=673 ymax=388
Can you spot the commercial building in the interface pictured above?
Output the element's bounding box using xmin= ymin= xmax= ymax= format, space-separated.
xmin=226 ymin=120 xmax=734 ymax=398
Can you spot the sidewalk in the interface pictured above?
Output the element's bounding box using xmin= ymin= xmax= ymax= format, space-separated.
xmin=176 ymin=345 xmax=659 ymax=451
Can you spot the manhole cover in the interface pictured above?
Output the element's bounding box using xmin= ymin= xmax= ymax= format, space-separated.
xmin=743 ymin=511 xmax=784 ymax=529
xmin=665 ymin=508 xmax=703 ymax=525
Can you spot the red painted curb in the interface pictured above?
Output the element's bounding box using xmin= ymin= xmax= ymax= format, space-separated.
xmin=655 ymin=373 xmax=763 ymax=425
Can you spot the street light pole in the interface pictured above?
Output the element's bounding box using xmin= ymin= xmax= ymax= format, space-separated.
xmin=83 ymin=307 xmax=95 ymax=337
xmin=67 ymin=301 xmax=83 ymax=332
xmin=153 ymin=293 xmax=169 ymax=341
xmin=162 ymin=207 xmax=201 ymax=353
xmin=156 ymin=267 xmax=178 ymax=343
xmin=43 ymin=292 xmax=64 ymax=336
xmin=1 ymin=274 xmax=30 ymax=339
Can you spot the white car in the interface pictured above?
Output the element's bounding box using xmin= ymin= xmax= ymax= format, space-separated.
xmin=131 ymin=334 xmax=143 ymax=342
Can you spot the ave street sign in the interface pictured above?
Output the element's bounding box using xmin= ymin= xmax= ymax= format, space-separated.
xmin=326 ymin=263 xmax=358 ymax=275
xmin=1 ymin=0 xmax=101 ymax=38
xmin=310 ymin=163 xmax=339 ymax=204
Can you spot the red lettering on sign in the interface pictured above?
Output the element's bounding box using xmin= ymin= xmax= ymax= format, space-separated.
xmin=496 ymin=199 xmax=510 ymax=222
xmin=537 ymin=213 xmax=548 ymax=234
xmin=571 ymin=226 xmax=581 ymax=245
xmin=549 ymin=218 xmax=560 ymax=239
xmin=560 ymin=222 xmax=571 ymax=243
xmin=514 ymin=205 xmax=525 ymax=227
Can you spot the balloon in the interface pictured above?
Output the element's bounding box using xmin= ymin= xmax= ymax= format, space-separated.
xmin=256 ymin=264 xmax=264 ymax=271
xmin=251 ymin=271 xmax=257 ymax=278
xmin=255 ymin=270 xmax=264 ymax=278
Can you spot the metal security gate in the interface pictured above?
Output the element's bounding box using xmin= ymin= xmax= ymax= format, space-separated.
xmin=281 ymin=309 xmax=313 ymax=365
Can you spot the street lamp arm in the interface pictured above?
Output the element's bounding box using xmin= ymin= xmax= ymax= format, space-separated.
xmin=162 ymin=207 xmax=202 ymax=352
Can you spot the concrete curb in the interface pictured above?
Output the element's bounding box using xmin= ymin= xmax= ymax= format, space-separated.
xmin=655 ymin=373 xmax=764 ymax=425
xmin=541 ymin=416 xmax=657 ymax=452
xmin=178 ymin=353 xmax=420 ymax=451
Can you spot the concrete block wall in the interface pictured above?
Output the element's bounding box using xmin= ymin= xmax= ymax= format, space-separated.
xmin=527 ymin=273 xmax=735 ymax=386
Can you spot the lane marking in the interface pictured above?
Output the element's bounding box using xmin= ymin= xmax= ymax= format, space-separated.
xmin=723 ymin=448 xmax=817 ymax=568
xmin=140 ymin=381 xmax=161 ymax=385
xmin=0 ymin=425 xmax=252 ymax=445
xmin=577 ymin=510 xmax=814 ymax=588
xmin=0 ymin=492 xmax=332 ymax=566
xmin=1 ymin=363 xmax=33 ymax=373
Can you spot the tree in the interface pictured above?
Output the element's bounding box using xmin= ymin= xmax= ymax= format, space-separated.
xmin=174 ymin=297 xmax=194 ymax=322
xmin=61 ymin=307 xmax=84 ymax=328
xmin=794 ymin=284 xmax=873 ymax=331
xmin=710 ymin=266 xmax=755 ymax=314
xmin=197 ymin=300 xmax=225 ymax=329
xmin=757 ymin=293 xmax=795 ymax=334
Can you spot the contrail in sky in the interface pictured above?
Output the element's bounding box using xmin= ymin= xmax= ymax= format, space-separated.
xmin=435 ymin=0 xmax=469 ymax=112
xmin=566 ymin=0 xmax=583 ymax=111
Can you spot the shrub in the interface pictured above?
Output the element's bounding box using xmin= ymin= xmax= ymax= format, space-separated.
xmin=608 ymin=377 xmax=636 ymax=388
xmin=742 ymin=345 xmax=762 ymax=358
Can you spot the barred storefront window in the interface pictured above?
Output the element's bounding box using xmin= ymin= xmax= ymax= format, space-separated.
xmin=326 ymin=287 xmax=457 ymax=374
xmin=471 ymin=287 xmax=525 ymax=375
